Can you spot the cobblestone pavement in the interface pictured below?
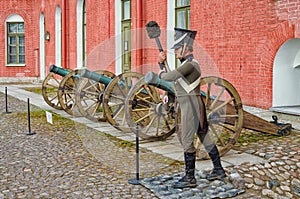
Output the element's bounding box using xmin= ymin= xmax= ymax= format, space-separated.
xmin=229 ymin=128 xmax=300 ymax=198
xmin=0 ymin=93 xmax=181 ymax=199
xmin=1 ymin=90 xmax=300 ymax=199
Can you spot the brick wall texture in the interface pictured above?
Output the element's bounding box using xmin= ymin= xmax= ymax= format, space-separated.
xmin=0 ymin=0 xmax=299 ymax=108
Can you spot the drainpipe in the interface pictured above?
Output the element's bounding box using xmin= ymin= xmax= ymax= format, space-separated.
xmin=136 ymin=0 xmax=144 ymax=73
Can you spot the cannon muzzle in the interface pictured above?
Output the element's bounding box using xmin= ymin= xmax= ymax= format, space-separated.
xmin=49 ymin=64 xmax=70 ymax=77
xmin=144 ymin=72 xmax=174 ymax=95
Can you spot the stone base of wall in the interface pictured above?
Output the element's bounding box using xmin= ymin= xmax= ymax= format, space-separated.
xmin=0 ymin=77 xmax=41 ymax=84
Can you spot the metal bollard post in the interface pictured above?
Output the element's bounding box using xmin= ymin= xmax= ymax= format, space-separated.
xmin=128 ymin=124 xmax=143 ymax=185
xmin=25 ymin=98 xmax=36 ymax=135
xmin=2 ymin=87 xmax=11 ymax=114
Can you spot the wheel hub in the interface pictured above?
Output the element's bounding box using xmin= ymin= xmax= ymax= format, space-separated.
xmin=208 ymin=111 xmax=221 ymax=124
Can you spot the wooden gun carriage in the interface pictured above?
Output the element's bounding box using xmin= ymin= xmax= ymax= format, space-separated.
xmin=42 ymin=64 xmax=142 ymax=129
xmin=42 ymin=64 xmax=292 ymax=159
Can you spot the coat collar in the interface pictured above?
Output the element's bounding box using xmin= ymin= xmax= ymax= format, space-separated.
xmin=179 ymin=54 xmax=194 ymax=63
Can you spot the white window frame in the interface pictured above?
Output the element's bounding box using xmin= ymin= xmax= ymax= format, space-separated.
xmin=55 ymin=6 xmax=62 ymax=67
xmin=40 ymin=13 xmax=46 ymax=79
xmin=77 ymin=0 xmax=86 ymax=68
xmin=115 ymin=0 xmax=122 ymax=75
xmin=6 ymin=14 xmax=25 ymax=66
xmin=167 ymin=0 xmax=176 ymax=69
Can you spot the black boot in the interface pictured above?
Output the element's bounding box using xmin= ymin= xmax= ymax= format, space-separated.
xmin=206 ymin=167 xmax=226 ymax=181
xmin=173 ymin=152 xmax=197 ymax=188
xmin=205 ymin=144 xmax=226 ymax=181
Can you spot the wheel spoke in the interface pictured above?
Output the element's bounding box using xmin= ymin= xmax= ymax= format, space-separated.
xmin=143 ymin=114 xmax=158 ymax=134
xmin=136 ymin=95 xmax=156 ymax=106
xmin=219 ymin=114 xmax=239 ymax=118
xmin=209 ymin=97 xmax=234 ymax=114
xmin=113 ymin=105 xmax=124 ymax=120
xmin=209 ymin=87 xmax=225 ymax=110
xmin=162 ymin=115 xmax=171 ymax=131
xmin=217 ymin=123 xmax=236 ymax=133
xmin=82 ymin=90 xmax=100 ymax=97
xmin=86 ymin=101 xmax=99 ymax=111
xmin=45 ymin=89 xmax=58 ymax=94
xmin=210 ymin=125 xmax=225 ymax=147
xmin=110 ymin=94 xmax=126 ymax=101
xmin=116 ymin=83 xmax=127 ymax=98
xmin=136 ymin=111 xmax=154 ymax=123
xmin=53 ymin=77 xmax=60 ymax=84
xmin=55 ymin=101 xmax=60 ymax=107
xmin=121 ymin=111 xmax=126 ymax=126
xmin=123 ymin=78 xmax=131 ymax=94
xmin=132 ymin=108 xmax=152 ymax=112
xmin=63 ymin=90 xmax=75 ymax=95
xmin=155 ymin=115 xmax=161 ymax=136
xmin=45 ymin=83 xmax=58 ymax=89
xmin=90 ymin=103 xmax=101 ymax=116
xmin=205 ymin=83 xmax=211 ymax=106
xmin=49 ymin=95 xmax=58 ymax=102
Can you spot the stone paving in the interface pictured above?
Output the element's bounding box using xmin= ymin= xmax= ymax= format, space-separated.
xmin=0 ymin=93 xmax=176 ymax=199
xmin=140 ymin=172 xmax=246 ymax=199
xmin=0 ymin=84 xmax=300 ymax=199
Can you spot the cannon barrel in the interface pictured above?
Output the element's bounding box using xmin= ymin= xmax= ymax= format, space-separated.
xmin=145 ymin=72 xmax=208 ymax=97
xmin=49 ymin=64 xmax=70 ymax=77
xmin=144 ymin=72 xmax=175 ymax=94
xmin=81 ymin=69 xmax=113 ymax=86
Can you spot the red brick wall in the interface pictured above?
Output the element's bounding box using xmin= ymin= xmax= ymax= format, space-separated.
xmin=85 ymin=0 xmax=116 ymax=73
xmin=192 ymin=0 xmax=297 ymax=108
xmin=139 ymin=0 xmax=168 ymax=75
xmin=0 ymin=0 xmax=299 ymax=108
xmin=0 ymin=0 xmax=39 ymax=78
xmin=41 ymin=0 xmax=78 ymax=72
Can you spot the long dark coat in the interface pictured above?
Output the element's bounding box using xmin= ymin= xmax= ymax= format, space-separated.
xmin=160 ymin=55 xmax=208 ymax=153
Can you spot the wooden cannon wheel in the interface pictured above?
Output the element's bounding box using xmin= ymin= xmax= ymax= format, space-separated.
xmin=102 ymin=72 xmax=143 ymax=132
xmin=42 ymin=70 xmax=71 ymax=110
xmin=195 ymin=76 xmax=243 ymax=159
xmin=124 ymin=75 xmax=243 ymax=154
xmin=124 ymin=77 xmax=177 ymax=141
xmin=75 ymin=70 xmax=115 ymax=122
xmin=57 ymin=70 xmax=82 ymax=116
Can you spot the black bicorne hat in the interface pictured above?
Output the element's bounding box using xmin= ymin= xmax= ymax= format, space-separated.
xmin=171 ymin=28 xmax=197 ymax=49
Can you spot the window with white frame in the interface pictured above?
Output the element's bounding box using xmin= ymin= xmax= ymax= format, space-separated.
xmin=6 ymin=14 xmax=25 ymax=65
xmin=77 ymin=0 xmax=86 ymax=68
xmin=175 ymin=0 xmax=190 ymax=67
xmin=175 ymin=0 xmax=190 ymax=29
